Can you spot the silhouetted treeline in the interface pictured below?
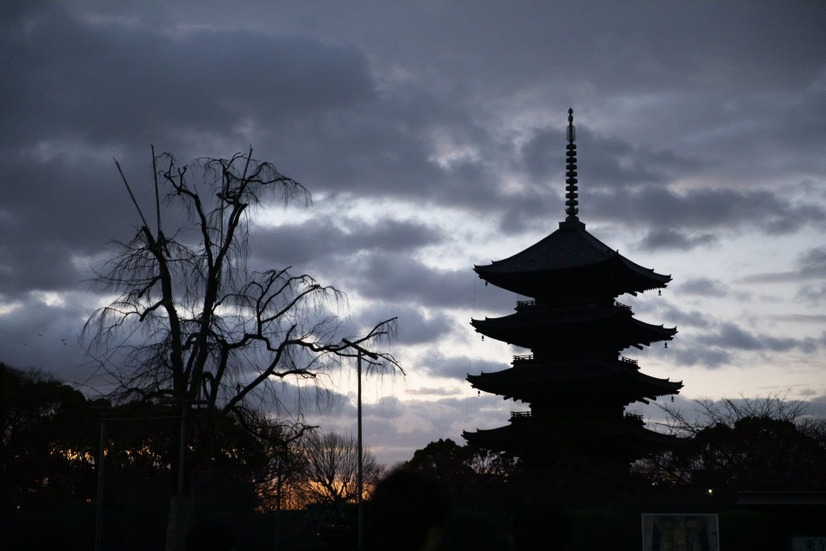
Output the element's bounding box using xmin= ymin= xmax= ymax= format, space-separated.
xmin=3 ymin=361 xmax=826 ymax=550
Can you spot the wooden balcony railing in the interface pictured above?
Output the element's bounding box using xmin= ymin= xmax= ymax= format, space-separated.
xmin=614 ymin=300 xmax=632 ymax=314
xmin=620 ymin=356 xmax=639 ymax=367
xmin=624 ymin=412 xmax=644 ymax=424
xmin=510 ymin=411 xmax=531 ymax=422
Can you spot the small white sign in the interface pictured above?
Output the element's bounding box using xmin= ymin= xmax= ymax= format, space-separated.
xmin=641 ymin=514 xmax=720 ymax=551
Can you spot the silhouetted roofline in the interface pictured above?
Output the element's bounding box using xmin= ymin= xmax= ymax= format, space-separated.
xmin=466 ymin=360 xmax=682 ymax=403
xmin=475 ymin=108 xmax=670 ymax=296
xmin=470 ymin=304 xmax=677 ymax=349
xmin=474 ymin=222 xmax=670 ymax=284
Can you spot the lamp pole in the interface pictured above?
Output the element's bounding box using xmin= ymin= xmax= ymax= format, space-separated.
xmin=95 ymin=413 xmax=107 ymax=551
xmin=93 ymin=407 xmax=180 ymax=551
xmin=162 ymin=397 xmax=208 ymax=551
xmin=341 ymin=339 xmax=379 ymax=551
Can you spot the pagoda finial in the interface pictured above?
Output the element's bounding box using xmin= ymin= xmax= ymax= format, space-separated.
xmin=565 ymin=108 xmax=579 ymax=222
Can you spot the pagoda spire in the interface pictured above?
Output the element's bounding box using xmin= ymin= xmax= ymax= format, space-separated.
xmin=564 ymin=108 xmax=579 ymax=222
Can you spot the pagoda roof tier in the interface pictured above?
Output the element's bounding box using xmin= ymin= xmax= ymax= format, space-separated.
xmin=466 ymin=360 xmax=682 ymax=404
xmin=474 ymin=220 xmax=671 ymax=298
xmin=471 ymin=302 xmax=676 ymax=350
xmin=462 ymin=415 xmax=678 ymax=455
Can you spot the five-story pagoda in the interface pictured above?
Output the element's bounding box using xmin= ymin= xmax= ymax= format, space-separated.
xmin=463 ymin=109 xmax=682 ymax=491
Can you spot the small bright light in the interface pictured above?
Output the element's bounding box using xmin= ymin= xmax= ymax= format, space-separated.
xmin=707 ymin=488 xmax=713 ymax=496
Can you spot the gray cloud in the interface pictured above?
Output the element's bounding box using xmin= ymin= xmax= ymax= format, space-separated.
xmin=797 ymin=284 xmax=826 ymax=307
xmin=349 ymin=303 xmax=458 ymax=348
xmin=673 ymin=347 xmax=732 ymax=370
xmin=346 ymin=253 xmax=477 ymax=309
xmin=591 ymin=186 xmax=826 ymax=236
xmin=700 ymin=322 xmax=812 ymax=354
xmin=2 ymin=0 xmax=825 ymax=465
xmin=419 ymin=349 xmax=507 ymax=381
xmin=637 ymin=229 xmax=717 ymax=252
xmin=738 ymin=246 xmax=826 ymax=285
xmin=251 ymin=217 xmax=445 ymax=273
xmin=2 ymin=11 xmax=376 ymax=148
xmin=677 ymin=277 xmax=731 ymax=298
xmin=0 ymin=290 xmax=99 ymax=384
xmin=799 ymin=246 xmax=826 ymax=275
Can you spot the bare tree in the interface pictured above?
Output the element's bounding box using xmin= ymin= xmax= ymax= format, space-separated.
xmin=635 ymin=392 xmax=826 ymax=492
xmin=245 ymin=412 xmax=311 ymax=512
xmin=658 ymin=391 xmax=810 ymax=438
xmin=298 ymin=431 xmax=383 ymax=507
xmin=82 ymin=149 xmax=400 ymax=548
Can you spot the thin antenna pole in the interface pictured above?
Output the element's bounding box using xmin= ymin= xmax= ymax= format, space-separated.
xmin=152 ymin=145 xmax=162 ymax=235
xmin=95 ymin=415 xmax=106 ymax=551
xmin=115 ymin=159 xmax=150 ymax=229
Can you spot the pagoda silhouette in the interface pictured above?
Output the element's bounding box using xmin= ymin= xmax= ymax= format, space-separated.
xmin=463 ymin=109 xmax=682 ymax=493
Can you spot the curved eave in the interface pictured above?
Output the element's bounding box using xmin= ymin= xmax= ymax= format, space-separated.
xmin=474 ymin=223 xmax=670 ymax=296
xmin=470 ymin=311 xmax=677 ymax=349
xmin=617 ymin=255 xmax=672 ymax=289
xmin=476 ymin=256 xmax=671 ymax=298
xmin=467 ymin=361 xmax=682 ymax=388
xmin=467 ymin=363 xmax=683 ymax=402
xmin=474 ymin=221 xmax=612 ymax=275
xmin=463 ymin=420 xmax=681 ymax=454
xmin=473 ymin=302 xmax=620 ymax=328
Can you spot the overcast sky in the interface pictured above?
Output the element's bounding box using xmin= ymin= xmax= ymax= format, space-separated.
xmin=2 ymin=0 xmax=826 ymax=466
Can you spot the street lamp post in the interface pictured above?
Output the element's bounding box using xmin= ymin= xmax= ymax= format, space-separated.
xmin=162 ymin=397 xmax=209 ymax=551
xmin=92 ymin=408 xmax=180 ymax=551
xmin=341 ymin=339 xmax=379 ymax=551
xmin=95 ymin=412 xmax=107 ymax=551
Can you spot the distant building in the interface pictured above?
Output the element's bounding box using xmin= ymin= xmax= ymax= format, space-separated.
xmin=463 ymin=109 xmax=682 ymax=494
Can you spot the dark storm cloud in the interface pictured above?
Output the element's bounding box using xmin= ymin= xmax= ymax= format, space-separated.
xmin=347 ymin=254 xmax=477 ymax=309
xmin=349 ymin=304 xmax=457 ymax=347
xmin=497 ymin=191 xmax=562 ymax=235
xmin=0 ymin=292 xmax=91 ymax=379
xmin=575 ymin=129 xmax=702 ymax=189
xmin=0 ymin=7 xmax=378 ymax=302
xmin=0 ymin=3 xmax=499 ymax=216
xmin=3 ymin=2 xmax=823 ymax=303
xmin=0 ymin=4 xmax=497 ymax=204
xmin=590 ymin=185 xmax=826 ymax=238
xmin=700 ymin=322 xmax=816 ymax=354
xmin=2 ymin=8 xmax=375 ymax=148
xmin=256 ymin=217 xmax=509 ymax=314
xmin=418 ymin=350 xmax=507 ymax=381
xmin=0 ymin=152 xmax=134 ymax=295
xmin=516 ymin=113 xmax=826 ymax=244
xmin=250 ymin=217 xmax=444 ymax=273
